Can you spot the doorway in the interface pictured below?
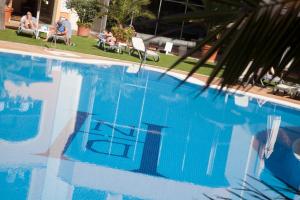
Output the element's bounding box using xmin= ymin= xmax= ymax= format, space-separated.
xmin=12 ymin=0 xmax=55 ymax=24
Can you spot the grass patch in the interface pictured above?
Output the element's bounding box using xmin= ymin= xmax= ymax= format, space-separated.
xmin=0 ymin=29 xmax=221 ymax=76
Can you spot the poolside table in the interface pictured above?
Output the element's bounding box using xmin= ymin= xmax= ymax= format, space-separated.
xmin=117 ymin=42 xmax=128 ymax=53
xmin=36 ymin=25 xmax=50 ymax=39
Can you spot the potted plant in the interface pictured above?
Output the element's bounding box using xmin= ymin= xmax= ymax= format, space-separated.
xmin=111 ymin=26 xmax=135 ymax=43
xmin=4 ymin=0 xmax=13 ymax=24
xmin=66 ymin=0 xmax=102 ymax=37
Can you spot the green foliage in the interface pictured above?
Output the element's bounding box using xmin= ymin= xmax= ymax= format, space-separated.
xmin=66 ymin=0 xmax=102 ymax=26
xmin=111 ymin=26 xmax=135 ymax=43
xmin=100 ymin=0 xmax=155 ymax=27
xmin=161 ymin=0 xmax=300 ymax=88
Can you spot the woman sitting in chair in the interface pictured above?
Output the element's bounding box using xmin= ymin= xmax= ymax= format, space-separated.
xmin=98 ymin=30 xmax=117 ymax=48
xmin=106 ymin=34 xmax=117 ymax=46
xmin=20 ymin=12 xmax=37 ymax=30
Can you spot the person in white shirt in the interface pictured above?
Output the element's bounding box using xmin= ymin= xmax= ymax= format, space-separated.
xmin=20 ymin=12 xmax=37 ymax=30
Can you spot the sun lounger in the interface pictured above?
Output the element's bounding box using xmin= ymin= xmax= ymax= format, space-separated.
xmin=130 ymin=37 xmax=159 ymax=62
xmin=97 ymin=32 xmax=124 ymax=53
xmin=273 ymin=82 xmax=298 ymax=95
xmin=260 ymin=73 xmax=282 ymax=87
xmin=290 ymin=86 xmax=300 ymax=99
xmin=48 ymin=19 xmax=72 ymax=45
xmin=103 ymin=42 xmax=120 ymax=52
xmin=17 ymin=26 xmax=38 ymax=38
xmin=49 ymin=35 xmax=69 ymax=45
xmin=238 ymin=61 xmax=255 ymax=86
xmin=162 ymin=42 xmax=173 ymax=55
xmin=17 ymin=16 xmax=38 ymax=38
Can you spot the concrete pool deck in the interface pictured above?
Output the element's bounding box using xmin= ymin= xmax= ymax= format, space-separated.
xmin=0 ymin=40 xmax=299 ymax=108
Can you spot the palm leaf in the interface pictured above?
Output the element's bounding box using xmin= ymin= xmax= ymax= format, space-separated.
xmin=160 ymin=0 xmax=300 ymax=88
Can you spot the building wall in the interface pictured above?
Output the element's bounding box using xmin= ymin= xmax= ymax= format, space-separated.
xmin=53 ymin=0 xmax=108 ymax=33
xmin=52 ymin=0 xmax=78 ymax=31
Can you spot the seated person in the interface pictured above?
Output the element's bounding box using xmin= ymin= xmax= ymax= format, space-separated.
xmin=106 ymin=35 xmax=117 ymax=46
xmin=20 ymin=12 xmax=37 ymax=30
xmin=98 ymin=30 xmax=108 ymax=41
xmin=105 ymin=31 xmax=113 ymax=38
xmin=99 ymin=30 xmax=113 ymax=40
xmin=98 ymin=30 xmax=108 ymax=46
xmin=47 ymin=17 xmax=72 ymax=45
xmin=104 ymin=30 xmax=116 ymax=46
xmin=98 ymin=29 xmax=116 ymax=46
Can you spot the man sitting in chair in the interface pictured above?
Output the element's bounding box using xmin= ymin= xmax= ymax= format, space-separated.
xmin=20 ymin=12 xmax=37 ymax=30
xmin=47 ymin=17 xmax=72 ymax=45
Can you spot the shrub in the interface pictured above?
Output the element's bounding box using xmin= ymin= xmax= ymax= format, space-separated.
xmin=111 ymin=26 xmax=135 ymax=43
xmin=66 ymin=0 xmax=102 ymax=27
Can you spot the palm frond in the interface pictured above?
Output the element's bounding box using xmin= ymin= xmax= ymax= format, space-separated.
xmin=160 ymin=0 xmax=300 ymax=88
xmin=101 ymin=0 xmax=154 ymax=27
xmin=203 ymin=174 xmax=299 ymax=199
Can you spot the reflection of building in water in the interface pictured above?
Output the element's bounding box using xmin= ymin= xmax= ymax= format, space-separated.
xmin=59 ymin=67 xmax=269 ymax=199
xmin=264 ymin=115 xmax=281 ymax=159
xmin=0 ymin=56 xmax=53 ymax=142
xmin=0 ymin=57 xmax=83 ymax=199
xmin=254 ymin=123 xmax=300 ymax=192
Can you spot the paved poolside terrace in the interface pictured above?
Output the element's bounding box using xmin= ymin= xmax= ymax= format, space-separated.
xmin=0 ymin=40 xmax=299 ymax=108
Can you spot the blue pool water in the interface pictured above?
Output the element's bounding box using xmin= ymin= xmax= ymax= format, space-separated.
xmin=0 ymin=51 xmax=299 ymax=200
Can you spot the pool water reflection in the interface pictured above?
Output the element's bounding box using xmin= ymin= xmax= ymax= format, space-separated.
xmin=0 ymin=52 xmax=299 ymax=200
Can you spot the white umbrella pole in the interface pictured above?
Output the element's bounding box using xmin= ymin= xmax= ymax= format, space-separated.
xmin=36 ymin=0 xmax=42 ymax=28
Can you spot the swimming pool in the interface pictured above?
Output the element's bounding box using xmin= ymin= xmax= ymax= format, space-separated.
xmin=0 ymin=51 xmax=299 ymax=200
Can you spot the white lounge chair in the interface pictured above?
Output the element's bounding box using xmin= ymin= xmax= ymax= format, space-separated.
xmin=290 ymin=86 xmax=300 ymax=99
xmin=273 ymin=82 xmax=298 ymax=95
xmin=130 ymin=37 xmax=159 ymax=62
xmin=17 ymin=26 xmax=37 ymax=38
xmin=164 ymin=42 xmax=173 ymax=55
xmin=238 ymin=61 xmax=255 ymax=86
